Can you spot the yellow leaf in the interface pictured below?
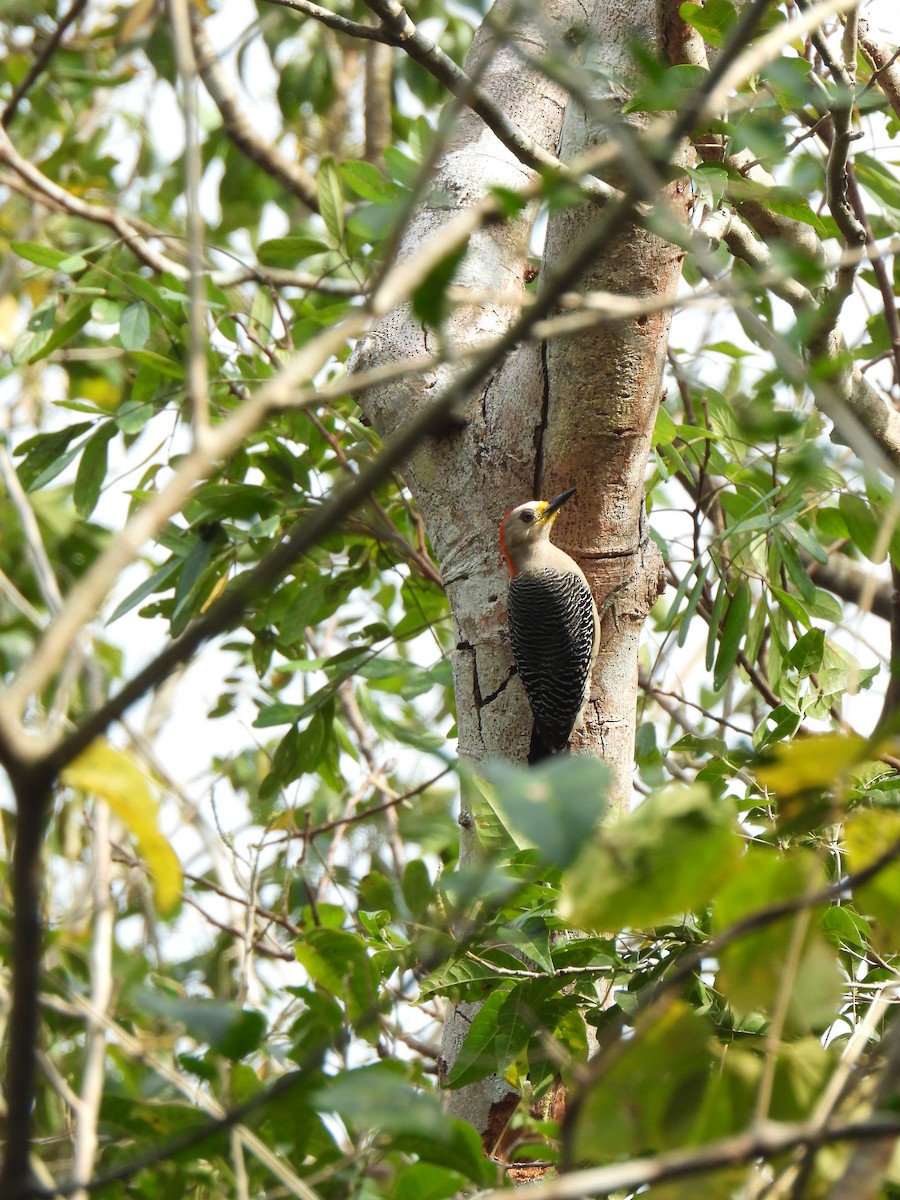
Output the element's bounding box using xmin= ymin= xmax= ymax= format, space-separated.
xmin=845 ymin=808 xmax=900 ymax=952
xmin=80 ymin=376 xmax=122 ymax=411
xmin=62 ymin=741 xmax=182 ymax=913
xmin=118 ymin=0 xmax=156 ymax=44
xmin=0 ymin=294 xmax=21 ymax=351
xmin=200 ymin=569 xmax=229 ymax=613
xmin=756 ymin=733 xmax=867 ymax=797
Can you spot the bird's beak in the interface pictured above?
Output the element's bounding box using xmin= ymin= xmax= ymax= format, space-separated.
xmin=541 ymin=487 xmax=576 ymax=521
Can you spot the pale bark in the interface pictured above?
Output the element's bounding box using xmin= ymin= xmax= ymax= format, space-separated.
xmin=352 ymin=0 xmax=588 ymax=778
xmin=539 ymin=0 xmax=689 ymax=807
xmin=351 ymin=0 xmax=589 ymax=1136
xmin=351 ymin=0 xmax=688 ymax=1145
xmin=364 ymin=39 xmax=393 ymax=167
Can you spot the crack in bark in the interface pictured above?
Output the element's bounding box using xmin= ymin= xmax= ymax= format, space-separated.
xmin=478 ymin=666 xmax=516 ymax=709
xmin=582 ymin=545 xmax=642 ymax=560
xmin=533 ymin=338 xmax=551 ymax=498
xmin=457 ymin=637 xmax=516 ymax=749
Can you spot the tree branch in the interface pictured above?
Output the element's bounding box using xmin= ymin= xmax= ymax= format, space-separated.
xmin=1 ymin=0 xmax=89 ymax=127
xmin=34 ymin=151 xmax=672 ymax=778
xmin=560 ymin=830 xmax=900 ymax=1167
xmin=170 ymin=0 xmax=211 ymax=445
xmin=859 ymin=21 xmax=900 ymax=121
xmin=482 ymin=1114 xmax=900 ymax=1200
xmin=190 ymin=11 xmax=320 ymax=211
xmin=0 ymin=181 xmax=519 ymax=735
xmin=0 ymin=769 xmax=55 ymax=1200
xmin=262 ymin=0 xmax=393 ymax=43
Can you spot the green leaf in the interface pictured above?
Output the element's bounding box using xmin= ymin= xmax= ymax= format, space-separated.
xmin=625 ymin=64 xmax=708 ymax=115
xmin=653 ymin=405 xmax=678 ymax=446
xmin=785 ymin=628 xmax=825 ymax=677
xmin=714 ymin=849 xmax=841 ymax=1031
xmin=713 ymin=581 xmax=751 ymax=691
xmin=757 ymin=732 xmax=868 ymax=796
xmin=662 ymin=558 xmax=701 ymax=630
xmin=726 ymin=178 xmax=828 ymax=236
xmin=115 ymin=399 xmax=156 ymax=433
xmin=480 ymin=757 xmax=610 ymax=868
xmin=394 ymin=1163 xmax=468 ymax=1200
xmin=295 ymin=928 xmax=379 ymax=1034
xmin=171 ymin=532 xmax=217 ymax=635
xmin=137 ymin=990 xmax=265 ymax=1058
xmin=754 ymin=704 xmax=802 ymax=751
xmin=73 ymin=421 xmax=116 ymax=517
xmin=316 ymin=1067 xmax=492 ymax=1182
xmin=561 ymin=783 xmax=742 ymax=931
xmin=821 ymin=905 xmax=870 ymax=953
xmin=13 ymin=421 xmax=93 ymax=490
xmin=771 ymin=585 xmax=811 ymax=630
xmin=839 ymin=493 xmax=882 ymax=560
xmin=12 ymin=300 xmax=91 ymax=365
xmin=679 ymin=0 xmax=736 ymax=47
xmin=127 ymin=348 xmax=184 ymax=379
xmin=107 ymin=558 xmax=180 ymax=623
xmin=445 ymin=983 xmax=515 ymax=1087
xmin=339 ymin=158 xmax=397 ymax=200
xmin=318 ymin=155 xmax=345 ymax=246
xmin=855 ymin=152 xmax=900 ymax=212
xmin=257 ymin=236 xmax=330 ymax=267
xmin=62 ymin=740 xmax=182 ymax=912
xmin=11 ymin=241 xmax=72 ymax=270
xmin=845 ymin=808 xmax=900 ymax=953
xmin=678 ymin=560 xmax=711 ymax=647
xmin=412 ymin=244 xmax=468 ymax=328
xmin=402 ymin=858 xmax=433 ymax=918
xmin=706 ymin=572 xmax=728 ymax=670
xmin=573 ymin=1003 xmax=714 ymax=1160
xmin=119 ymin=300 xmax=151 ymax=350
xmin=254 ymin=702 xmax=303 ymax=728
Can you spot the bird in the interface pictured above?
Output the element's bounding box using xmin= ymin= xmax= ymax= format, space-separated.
xmin=499 ymin=487 xmax=600 ymax=762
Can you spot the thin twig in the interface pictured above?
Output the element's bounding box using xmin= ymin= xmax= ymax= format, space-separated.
xmin=560 ymin=831 xmax=900 ymax=1166
xmin=0 ymin=445 xmax=63 ymax=614
xmin=170 ymin=0 xmax=211 ymax=444
xmin=1 ymin=0 xmax=89 ymax=127
xmin=263 ymin=0 xmax=392 ymax=43
xmin=69 ymin=800 xmax=113 ymax=1200
xmin=190 ymin=12 xmax=319 ymax=211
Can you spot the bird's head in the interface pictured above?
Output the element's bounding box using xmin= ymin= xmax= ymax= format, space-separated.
xmin=499 ymin=487 xmax=576 ymax=575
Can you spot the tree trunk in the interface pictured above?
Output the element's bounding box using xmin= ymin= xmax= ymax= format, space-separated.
xmin=351 ymin=0 xmax=688 ymax=1148
xmin=539 ymin=0 xmax=690 ymax=804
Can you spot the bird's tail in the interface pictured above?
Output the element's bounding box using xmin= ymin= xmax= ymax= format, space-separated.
xmin=528 ymin=725 xmax=570 ymax=764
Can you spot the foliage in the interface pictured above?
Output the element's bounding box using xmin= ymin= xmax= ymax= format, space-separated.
xmin=2 ymin=0 xmax=900 ymax=1197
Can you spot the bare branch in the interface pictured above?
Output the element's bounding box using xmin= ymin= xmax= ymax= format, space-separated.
xmin=69 ymin=801 xmax=113 ymax=1200
xmin=170 ymin=0 xmax=211 ymax=445
xmin=1 ymin=0 xmax=89 ymax=127
xmin=859 ymin=21 xmax=900 ymax=120
xmin=262 ymin=0 xmax=393 ymax=43
xmin=481 ymin=1115 xmax=900 ymax=1200
xmin=0 ymin=186 xmax=511 ymax=735
xmin=190 ymin=12 xmax=320 ymax=211
xmin=0 ymin=126 xmax=187 ymax=277
xmin=0 ymin=446 xmax=63 ymax=615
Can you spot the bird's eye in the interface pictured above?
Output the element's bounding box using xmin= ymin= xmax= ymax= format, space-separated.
xmin=520 ymin=511 xmax=535 ymax=524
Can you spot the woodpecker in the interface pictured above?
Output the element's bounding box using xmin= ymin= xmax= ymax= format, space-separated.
xmin=500 ymin=488 xmax=600 ymax=761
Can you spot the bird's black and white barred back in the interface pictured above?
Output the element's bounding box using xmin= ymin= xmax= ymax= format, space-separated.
xmin=508 ymin=566 xmax=597 ymax=758
xmin=499 ymin=488 xmax=601 ymax=762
